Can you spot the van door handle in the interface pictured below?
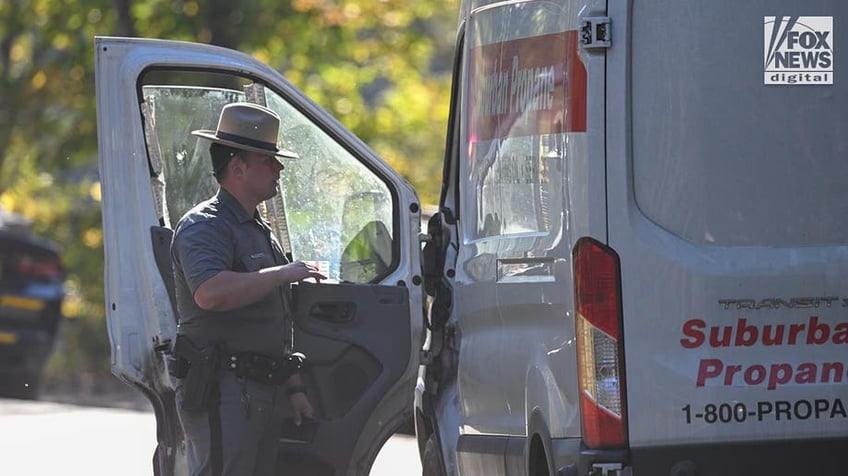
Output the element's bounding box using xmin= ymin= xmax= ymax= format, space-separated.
xmin=308 ymin=302 xmax=355 ymax=323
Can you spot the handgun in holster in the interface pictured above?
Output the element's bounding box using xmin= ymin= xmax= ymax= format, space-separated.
xmin=171 ymin=334 xmax=221 ymax=412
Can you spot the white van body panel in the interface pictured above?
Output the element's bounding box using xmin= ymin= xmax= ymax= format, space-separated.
xmin=606 ymin=0 xmax=848 ymax=448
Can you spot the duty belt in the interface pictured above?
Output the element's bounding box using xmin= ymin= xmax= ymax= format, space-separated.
xmin=223 ymin=351 xmax=306 ymax=385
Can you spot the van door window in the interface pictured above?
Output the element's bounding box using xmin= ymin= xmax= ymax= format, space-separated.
xmin=140 ymin=71 xmax=395 ymax=283
xmin=460 ymin=3 xmax=584 ymax=242
xmin=470 ymin=136 xmax=562 ymax=238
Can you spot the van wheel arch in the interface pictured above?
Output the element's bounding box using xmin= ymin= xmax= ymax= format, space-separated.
xmin=528 ymin=434 xmax=552 ymax=476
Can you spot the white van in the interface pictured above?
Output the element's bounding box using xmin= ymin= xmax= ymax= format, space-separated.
xmin=96 ymin=1 xmax=848 ymax=475
xmin=415 ymin=1 xmax=848 ymax=475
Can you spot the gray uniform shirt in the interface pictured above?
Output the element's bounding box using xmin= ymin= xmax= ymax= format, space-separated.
xmin=171 ymin=188 xmax=291 ymax=357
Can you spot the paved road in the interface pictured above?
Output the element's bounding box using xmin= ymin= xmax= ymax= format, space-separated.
xmin=0 ymin=398 xmax=421 ymax=475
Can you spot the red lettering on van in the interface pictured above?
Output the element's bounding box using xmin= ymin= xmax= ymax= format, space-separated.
xmin=696 ymin=358 xmax=723 ymax=386
xmin=836 ymin=323 xmax=848 ymax=343
xmin=734 ymin=318 xmax=758 ymax=346
xmin=807 ymin=316 xmax=830 ymax=344
xmin=680 ymin=319 xmax=705 ymax=349
xmin=695 ymin=359 xmax=847 ymax=390
xmin=680 ymin=316 xmax=848 ymax=349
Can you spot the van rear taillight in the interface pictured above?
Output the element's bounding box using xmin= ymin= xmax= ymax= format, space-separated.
xmin=573 ymin=238 xmax=627 ymax=449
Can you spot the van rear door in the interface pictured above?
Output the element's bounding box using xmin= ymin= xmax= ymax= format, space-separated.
xmin=606 ymin=0 xmax=848 ymax=469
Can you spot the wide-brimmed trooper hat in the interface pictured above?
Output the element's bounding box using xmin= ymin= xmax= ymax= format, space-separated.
xmin=192 ymin=102 xmax=298 ymax=159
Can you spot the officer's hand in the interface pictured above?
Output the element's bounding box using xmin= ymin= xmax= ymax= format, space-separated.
xmin=288 ymin=391 xmax=314 ymax=426
xmin=281 ymin=261 xmax=327 ymax=283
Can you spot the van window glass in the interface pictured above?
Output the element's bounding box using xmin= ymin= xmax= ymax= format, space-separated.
xmin=631 ymin=2 xmax=848 ymax=246
xmin=139 ymin=71 xmax=394 ymax=282
xmin=460 ymin=3 xmax=579 ymax=242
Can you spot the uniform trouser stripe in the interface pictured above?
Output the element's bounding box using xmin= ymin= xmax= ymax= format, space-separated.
xmin=208 ymin=388 xmax=223 ymax=476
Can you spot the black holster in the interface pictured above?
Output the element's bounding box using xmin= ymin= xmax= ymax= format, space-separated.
xmin=170 ymin=334 xmax=221 ymax=412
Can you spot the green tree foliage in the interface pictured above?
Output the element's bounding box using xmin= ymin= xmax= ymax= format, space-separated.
xmin=0 ymin=0 xmax=457 ymax=391
xmin=0 ymin=0 xmax=111 ymax=388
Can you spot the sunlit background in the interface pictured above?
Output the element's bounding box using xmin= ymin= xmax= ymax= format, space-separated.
xmin=0 ymin=0 xmax=455 ymax=404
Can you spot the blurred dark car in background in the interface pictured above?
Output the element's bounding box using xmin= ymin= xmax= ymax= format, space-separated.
xmin=0 ymin=207 xmax=65 ymax=399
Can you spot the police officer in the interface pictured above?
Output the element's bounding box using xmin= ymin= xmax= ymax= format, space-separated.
xmin=171 ymin=102 xmax=326 ymax=476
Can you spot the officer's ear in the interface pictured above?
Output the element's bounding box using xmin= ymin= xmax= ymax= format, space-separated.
xmin=231 ymin=152 xmax=246 ymax=177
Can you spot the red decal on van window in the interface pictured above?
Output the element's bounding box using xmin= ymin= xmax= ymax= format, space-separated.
xmin=467 ymin=30 xmax=587 ymax=142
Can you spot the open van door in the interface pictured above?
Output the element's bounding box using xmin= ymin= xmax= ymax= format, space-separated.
xmin=94 ymin=36 xmax=423 ymax=476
